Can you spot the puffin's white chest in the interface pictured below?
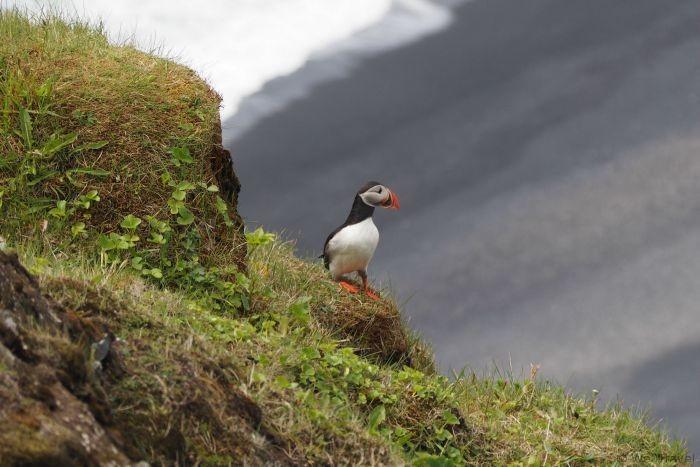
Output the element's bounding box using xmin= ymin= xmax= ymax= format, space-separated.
xmin=327 ymin=217 xmax=379 ymax=279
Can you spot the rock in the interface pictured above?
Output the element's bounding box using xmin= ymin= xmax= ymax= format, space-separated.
xmin=0 ymin=251 xmax=137 ymax=465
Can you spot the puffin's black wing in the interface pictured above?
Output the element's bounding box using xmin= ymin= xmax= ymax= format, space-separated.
xmin=321 ymin=224 xmax=345 ymax=269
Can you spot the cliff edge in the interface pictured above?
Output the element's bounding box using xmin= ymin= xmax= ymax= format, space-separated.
xmin=0 ymin=10 xmax=688 ymax=466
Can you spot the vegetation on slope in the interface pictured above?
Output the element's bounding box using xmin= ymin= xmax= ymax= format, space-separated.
xmin=0 ymin=10 xmax=689 ymax=466
xmin=0 ymin=8 xmax=245 ymax=282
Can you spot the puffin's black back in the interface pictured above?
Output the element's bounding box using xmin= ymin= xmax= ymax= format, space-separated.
xmin=321 ymin=181 xmax=381 ymax=268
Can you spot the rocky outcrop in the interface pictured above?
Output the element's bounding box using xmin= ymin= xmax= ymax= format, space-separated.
xmin=210 ymin=119 xmax=248 ymax=271
xmin=0 ymin=251 xmax=133 ymax=465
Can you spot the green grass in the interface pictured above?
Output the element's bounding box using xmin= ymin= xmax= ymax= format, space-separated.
xmin=6 ymin=240 xmax=688 ymax=465
xmin=0 ymin=9 xmax=690 ymax=466
xmin=0 ymin=7 xmax=245 ymax=274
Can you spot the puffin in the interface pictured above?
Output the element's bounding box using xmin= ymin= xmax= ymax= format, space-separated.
xmin=321 ymin=181 xmax=400 ymax=299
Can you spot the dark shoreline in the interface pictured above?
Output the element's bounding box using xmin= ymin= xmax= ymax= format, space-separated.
xmin=226 ymin=0 xmax=700 ymax=452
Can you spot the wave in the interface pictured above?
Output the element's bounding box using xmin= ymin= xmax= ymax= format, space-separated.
xmin=4 ymin=0 xmax=459 ymax=124
xmin=225 ymin=0 xmax=457 ymax=141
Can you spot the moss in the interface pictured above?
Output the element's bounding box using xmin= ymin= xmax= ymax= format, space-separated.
xmin=0 ymin=421 xmax=75 ymax=466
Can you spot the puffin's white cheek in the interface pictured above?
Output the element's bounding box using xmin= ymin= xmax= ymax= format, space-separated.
xmin=361 ymin=192 xmax=383 ymax=206
xmin=359 ymin=192 xmax=374 ymax=206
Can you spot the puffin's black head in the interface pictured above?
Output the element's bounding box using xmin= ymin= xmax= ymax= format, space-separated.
xmin=356 ymin=181 xmax=400 ymax=210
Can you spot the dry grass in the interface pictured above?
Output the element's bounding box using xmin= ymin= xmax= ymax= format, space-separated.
xmin=249 ymin=240 xmax=431 ymax=368
xmin=44 ymin=275 xmax=292 ymax=465
xmin=4 ymin=242 xmax=684 ymax=465
xmin=27 ymin=250 xmax=404 ymax=465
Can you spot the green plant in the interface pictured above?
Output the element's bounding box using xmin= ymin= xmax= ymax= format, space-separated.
xmin=246 ymin=227 xmax=276 ymax=248
xmin=1 ymin=72 xmax=248 ymax=313
xmin=0 ymin=70 xmax=108 ymax=238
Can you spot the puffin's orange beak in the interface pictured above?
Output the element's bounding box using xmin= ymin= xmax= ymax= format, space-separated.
xmin=383 ymin=190 xmax=400 ymax=210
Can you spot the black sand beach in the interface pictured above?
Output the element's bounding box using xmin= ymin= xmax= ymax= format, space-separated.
xmin=226 ymin=0 xmax=700 ymax=451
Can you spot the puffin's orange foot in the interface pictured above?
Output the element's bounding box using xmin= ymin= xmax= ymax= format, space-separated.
xmin=365 ymin=288 xmax=381 ymax=301
xmin=339 ymin=280 xmax=360 ymax=293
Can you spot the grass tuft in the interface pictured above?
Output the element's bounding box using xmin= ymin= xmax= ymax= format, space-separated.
xmin=0 ymin=8 xmax=245 ymax=271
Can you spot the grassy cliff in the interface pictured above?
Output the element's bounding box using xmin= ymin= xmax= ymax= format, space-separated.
xmin=0 ymin=11 xmax=689 ymax=466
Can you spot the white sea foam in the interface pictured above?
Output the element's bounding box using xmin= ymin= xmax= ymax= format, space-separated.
xmin=321 ymin=0 xmax=453 ymax=57
xmin=225 ymin=0 xmax=455 ymax=140
xmin=5 ymin=0 xmax=455 ymax=121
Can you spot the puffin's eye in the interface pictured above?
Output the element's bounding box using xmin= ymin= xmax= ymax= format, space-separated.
xmin=377 ymin=187 xmax=383 ymax=194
